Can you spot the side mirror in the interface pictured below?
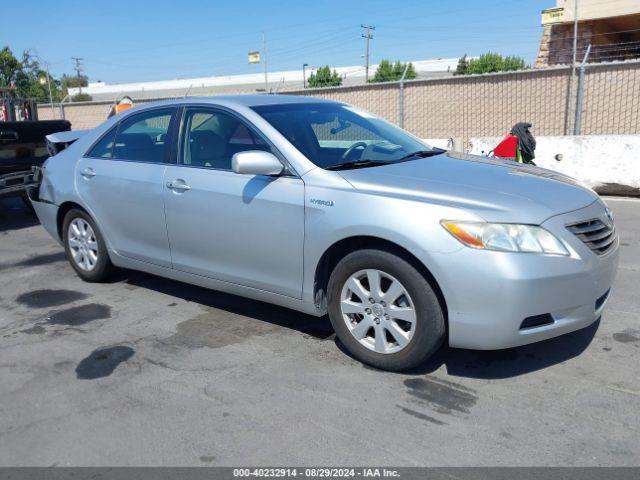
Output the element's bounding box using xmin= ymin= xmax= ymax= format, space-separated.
xmin=232 ymin=151 xmax=284 ymax=176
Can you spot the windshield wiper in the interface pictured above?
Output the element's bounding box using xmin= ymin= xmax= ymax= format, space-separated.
xmin=324 ymin=149 xmax=445 ymax=170
xmin=325 ymin=159 xmax=391 ymax=171
xmin=396 ymin=148 xmax=446 ymax=162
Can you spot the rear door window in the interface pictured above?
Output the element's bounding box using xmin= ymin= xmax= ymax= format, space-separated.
xmin=112 ymin=108 xmax=174 ymax=163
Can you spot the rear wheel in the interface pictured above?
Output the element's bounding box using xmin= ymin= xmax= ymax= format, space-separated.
xmin=327 ymin=249 xmax=445 ymax=371
xmin=62 ymin=209 xmax=113 ymax=282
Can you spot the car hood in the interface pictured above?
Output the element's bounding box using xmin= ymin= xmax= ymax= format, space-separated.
xmin=337 ymin=151 xmax=598 ymax=224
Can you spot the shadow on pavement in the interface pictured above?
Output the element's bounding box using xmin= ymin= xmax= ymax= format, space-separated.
xmin=120 ymin=270 xmax=335 ymax=340
xmin=122 ymin=267 xmax=599 ymax=377
xmin=333 ymin=318 xmax=600 ymax=379
xmin=0 ymin=197 xmax=38 ymax=233
xmin=407 ymin=318 xmax=600 ymax=379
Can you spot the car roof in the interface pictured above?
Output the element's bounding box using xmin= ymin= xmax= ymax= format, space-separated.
xmin=130 ymin=94 xmax=342 ymax=111
xmin=214 ymin=94 xmax=342 ymax=107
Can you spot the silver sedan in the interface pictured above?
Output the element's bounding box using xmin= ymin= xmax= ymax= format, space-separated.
xmin=31 ymin=95 xmax=619 ymax=371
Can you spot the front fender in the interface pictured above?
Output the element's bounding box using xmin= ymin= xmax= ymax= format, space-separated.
xmin=301 ymin=182 xmax=472 ymax=307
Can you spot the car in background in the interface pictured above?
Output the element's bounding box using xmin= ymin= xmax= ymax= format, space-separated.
xmin=29 ymin=95 xmax=619 ymax=371
xmin=0 ymin=119 xmax=71 ymax=205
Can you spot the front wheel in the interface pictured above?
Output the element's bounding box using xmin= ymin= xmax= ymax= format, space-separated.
xmin=327 ymin=249 xmax=445 ymax=371
xmin=62 ymin=208 xmax=114 ymax=282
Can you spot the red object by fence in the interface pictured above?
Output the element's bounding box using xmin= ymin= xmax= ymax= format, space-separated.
xmin=493 ymin=135 xmax=518 ymax=159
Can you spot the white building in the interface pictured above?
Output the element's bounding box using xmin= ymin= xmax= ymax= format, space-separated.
xmin=69 ymin=58 xmax=461 ymax=101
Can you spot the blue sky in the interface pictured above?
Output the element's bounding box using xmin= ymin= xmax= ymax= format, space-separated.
xmin=3 ymin=0 xmax=550 ymax=83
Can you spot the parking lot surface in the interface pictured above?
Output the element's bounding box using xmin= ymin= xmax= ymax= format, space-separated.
xmin=0 ymin=196 xmax=639 ymax=466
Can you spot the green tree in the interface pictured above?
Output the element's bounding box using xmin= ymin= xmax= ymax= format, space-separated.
xmin=61 ymin=73 xmax=89 ymax=90
xmin=461 ymin=52 xmax=528 ymax=75
xmin=0 ymin=46 xmax=22 ymax=90
xmin=19 ymin=51 xmax=65 ymax=101
xmin=454 ymin=54 xmax=469 ymax=75
xmin=0 ymin=46 xmax=65 ymax=101
xmin=502 ymin=55 xmax=528 ymax=71
xmin=371 ymin=60 xmax=416 ymax=83
xmin=62 ymin=73 xmax=91 ymax=101
xmin=307 ymin=66 xmax=342 ymax=88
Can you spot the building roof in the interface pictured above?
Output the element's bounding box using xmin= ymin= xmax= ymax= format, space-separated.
xmin=69 ymin=58 xmax=463 ymax=101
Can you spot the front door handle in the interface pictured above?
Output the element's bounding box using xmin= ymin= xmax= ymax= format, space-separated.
xmin=81 ymin=167 xmax=96 ymax=179
xmin=166 ymin=180 xmax=191 ymax=191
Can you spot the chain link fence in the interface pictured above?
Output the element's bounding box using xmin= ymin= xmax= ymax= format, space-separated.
xmin=580 ymin=61 xmax=640 ymax=135
xmin=37 ymin=60 xmax=640 ymax=149
xmin=285 ymin=60 xmax=640 ymax=147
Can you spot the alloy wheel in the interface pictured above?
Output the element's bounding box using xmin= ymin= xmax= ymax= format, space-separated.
xmin=68 ymin=218 xmax=99 ymax=271
xmin=340 ymin=269 xmax=417 ymax=354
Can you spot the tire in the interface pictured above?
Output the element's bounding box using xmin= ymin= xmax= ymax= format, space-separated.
xmin=62 ymin=208 xmax=114 ymax=282
xmin=327 ymin=249 xmax=445 ymax=371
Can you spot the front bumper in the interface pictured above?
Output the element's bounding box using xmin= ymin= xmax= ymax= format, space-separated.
xmin=434 ymin=200 xmax=619 ymax=350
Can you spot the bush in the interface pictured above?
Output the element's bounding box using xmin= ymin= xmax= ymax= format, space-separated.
xmin=307 ymin=66 xmax=342 ymax=88
xmin=455 ymin=53 xmax=528 ymax=75
xmin=71 ymin=92 xmax=92 ymax=102
xmin=454 ymin=55 xmax=469 ymax=75
xmin=371 ymin=60 xmax=416 ymax=83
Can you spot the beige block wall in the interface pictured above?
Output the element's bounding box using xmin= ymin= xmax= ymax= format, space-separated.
xmin=580 ymin=62 xmax=640 ymax=134
xmin=294 ymin=83 xmax=400 ymax=121
xmin=400 ymin=68 xmax=571 ymax=141
xmin=36 ymin=104 xmax=60 ymax=121
xmin=37 ymin=101 xmax=113 ymax=130
xmin=286 ymin=68 xmax=577 ymax=146
xmin=37 ymin=61 xmax=640 ymax=150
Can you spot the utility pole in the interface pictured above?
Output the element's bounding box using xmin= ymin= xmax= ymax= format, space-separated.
xmin=571 ymin=0 xmax=579 ymax=75
xmin=44 ymin=63 xmax=54 ymax=117
xmin=398 ymin=63 xmax=410 ymax=128
xmin=361 ymin=24 xmax=375 ymax=82
xmin=34 ymin=54 xmax=55 ymax=117
xmin=71 ymin=57 xmax=84 ymax=95
xmin=262 ymin=32 xmax=268 ymax=92
xmin=574 ymin=44 xmax=592 ymax=135
xmin=563 ymin=0 xmax=579 ymax=135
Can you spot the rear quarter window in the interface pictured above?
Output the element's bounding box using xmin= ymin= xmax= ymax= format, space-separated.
xmin=86 ymin=127 xmax=117 ymax=158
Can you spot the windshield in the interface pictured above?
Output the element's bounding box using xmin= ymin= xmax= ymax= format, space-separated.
xmin=251 ymin=103 xmax=434 ymax=169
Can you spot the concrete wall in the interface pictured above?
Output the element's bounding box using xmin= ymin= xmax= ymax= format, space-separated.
xmin=468 ymin=135 xmax=640 ymax=195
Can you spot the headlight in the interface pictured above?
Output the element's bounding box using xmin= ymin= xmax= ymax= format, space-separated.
xmin=441 ymin=221 xmax=569 ymax=256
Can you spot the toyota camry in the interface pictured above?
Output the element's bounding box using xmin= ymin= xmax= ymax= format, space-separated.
xmin=30 ymin=95 xmax=619 ymax=371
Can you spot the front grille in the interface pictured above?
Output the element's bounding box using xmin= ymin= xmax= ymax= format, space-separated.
xmin=566 ymin=218 xmax=617 ymax=255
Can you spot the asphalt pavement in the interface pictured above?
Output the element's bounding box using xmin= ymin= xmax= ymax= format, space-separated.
xmin=0 ymin=196 xmax=638 ymax=466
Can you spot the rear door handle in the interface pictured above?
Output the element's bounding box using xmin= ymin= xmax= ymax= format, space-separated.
xmin=81 ymin=167 xmax=96 ymax=178
xmin=166 ymin=180 xmax=191 ymax=191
